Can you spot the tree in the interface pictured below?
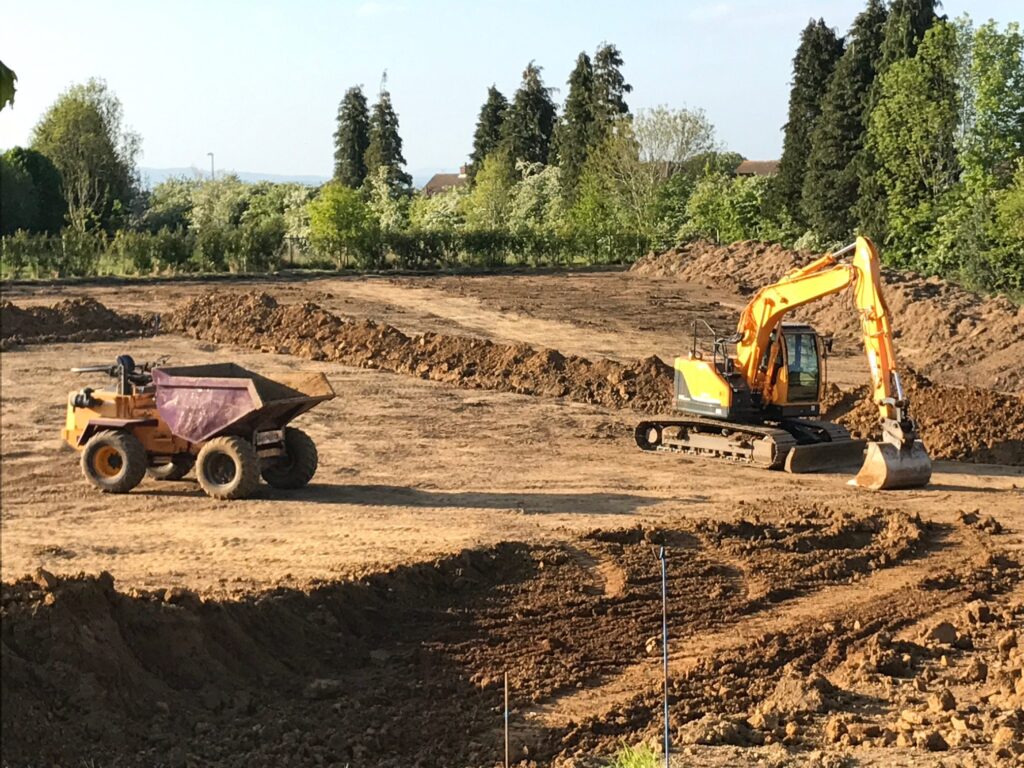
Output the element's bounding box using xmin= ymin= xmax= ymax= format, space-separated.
xmin=857 ymin=0 xmax=940 ymax=235
xmin=592 ymin=43 xmax=632 ymax=129
xmin=554 ymin=52 xmax=596 ymax=203
xmin=462 ymin=151 xmax=515 ymax=229
xmin=0 ymin=147 xmax=66 ymax=233
xmin=306 ymin=181 xmax=380 ymax=267
xmin=500 ymin=62 xmax=557 ymax=168
xmin=865 ymin=20 xmax=962 ymax=265
xmin=775 ymin=19 xmax=843 ymax=226
xmin=364 ymin=81 xmax=412 ymax=192
xmin=508 ymin=162 xmax=566 ymax=233
xmin=142 ymin=177 xmax=198 ymax=232
xmin=802 ymin=0 xmax=889 ymax=241
xmin=30 ymin=78 xmax=140 ymax=232
xmin=365 ymin=166 xmax=410 ymax=232
xmin=333 ymin=86 xmax=371 ymax=187
xmin=0 ymin=59 xmax=16 ymax=111
xmin=468 ymin=86 xmax=508 ymax=180
xmin=878 ymin=0 xmax=941 ymax=70
xmin=633 ymin=105 xmax=718 ymax=182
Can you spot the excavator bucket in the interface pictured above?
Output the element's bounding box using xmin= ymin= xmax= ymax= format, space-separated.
xmin=784 ymin=439 xmax=867 ymax=473
xmin=853 ymin=440 xmax=932 ymax=490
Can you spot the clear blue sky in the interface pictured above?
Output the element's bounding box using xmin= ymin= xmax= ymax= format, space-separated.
xmin=1 ymin=0 xmax=1018 ymax=177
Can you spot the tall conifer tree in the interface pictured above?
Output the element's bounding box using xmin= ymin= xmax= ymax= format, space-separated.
xmin=555 ymin=52 xmax=597 ymax=202
xmin=802 ymin=0 xmax=889 ymax=240
xmin=775 ymin=19 xmax=844 ymax=226
xmin=364 ymin=78 xmax=411 ymax=191
xmin=468 ymin=85 xmax=508 ymax=180
xmin=333 ymin=86 xmax=370 ymax=187
xmin=500 ymin=62 xmax=557 ymax=168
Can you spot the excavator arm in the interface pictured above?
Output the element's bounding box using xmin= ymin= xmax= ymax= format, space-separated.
xmin=733 ymin=236 xmax=931 ymax=489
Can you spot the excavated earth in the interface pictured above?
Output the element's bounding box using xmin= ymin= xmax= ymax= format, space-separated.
xmin=632 ymin=241 xmax=1024 ymax=394
xmin=0 ymin=297 xmax=158 ymax=348
xmin=6 ymin=504 xmax=1021 ymax=767
xmin=2 ymin=247 xmax=1022 ymax=767
xmin=162 ymin=290 xmax=1024 ymax=465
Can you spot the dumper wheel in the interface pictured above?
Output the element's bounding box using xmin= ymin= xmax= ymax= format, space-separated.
xmin=81 ymin=430 xmax=147 ymax=494
xmin=261 ymin=428 xmax=318 ymax=490
xmin=196 ymin=437 xmax=260 ymax=500
xmin=147 ymin=454 xmax=195 ymax=481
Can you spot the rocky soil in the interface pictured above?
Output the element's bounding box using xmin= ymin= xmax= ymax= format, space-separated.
xmin=0 ymin=297 xmax=158 ymax=348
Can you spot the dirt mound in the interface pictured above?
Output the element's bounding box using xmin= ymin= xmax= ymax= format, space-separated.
xmin=823 ymin=369 xmax=1024 ymax=465
xmin=0 ymin=297 xmax=158 ymax=347
xmin=165 ymin=291 xmax=674 ymax=413
xmin=632 ymin=240 xmax=1024 ymax=393
xmin=1 ymin=505 xmax=947 ymax=766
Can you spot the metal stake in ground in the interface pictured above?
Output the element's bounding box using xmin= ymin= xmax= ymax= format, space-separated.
xmin=504 ymin=671 xmax=510 ymax=768
xmin=654 ymin=545 xmax=670 ymax=767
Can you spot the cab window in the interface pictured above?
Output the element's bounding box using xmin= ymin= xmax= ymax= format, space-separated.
xmin=785 ymin=332 xmax=819 ymax=401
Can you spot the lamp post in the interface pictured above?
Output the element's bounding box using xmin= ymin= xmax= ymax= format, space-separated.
xmin=207 ymin=152 xmax=215 ymax=182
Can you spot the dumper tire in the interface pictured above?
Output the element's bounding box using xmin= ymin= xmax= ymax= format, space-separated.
xmin=81 ymin=430 xmax=147 ymax=494
xmin=196 ymin=436 xmax=260 ymax=500
xmin=147 ymin=454 xmax=195 ymax=481
xmin=261 ymin=427 xmax=318 ymax=490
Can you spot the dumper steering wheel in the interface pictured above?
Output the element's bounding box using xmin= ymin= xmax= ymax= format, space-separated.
xmin=70 ymin=355 xmax=162 ymax=394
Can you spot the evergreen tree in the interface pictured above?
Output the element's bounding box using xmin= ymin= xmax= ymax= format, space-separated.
xmin=802 ymin=0 xmax=888 ymax=240
xmin=468 ymin=85 xmax=508 ymax=180
xmin=555 ymin=52 xmax=597 ymax=203
xmin=364 ymin=82 xmax=412 ymax=191
xmin=500 ymin=62 xmax=557 ymax=168
xmin=775 ymin=19 xmax=844 ymax=227
xmin=333 ymin=86 xmax=370 ymax=188
xmin=592 ymin=43 xmax=632 ymax=137
xmin=878 ymin=0 xmax=940 ymax=69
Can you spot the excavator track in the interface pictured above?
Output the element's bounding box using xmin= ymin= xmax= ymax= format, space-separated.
xmin=634 ymin=416 xmax=797 ymax=470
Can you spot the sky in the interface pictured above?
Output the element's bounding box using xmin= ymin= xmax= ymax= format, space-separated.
xmin=1 ymin=0 xmax=1019 ymax=179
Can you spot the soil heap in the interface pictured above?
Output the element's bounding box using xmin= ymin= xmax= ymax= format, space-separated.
xmin=0 ymin=297 xmax=158 ymax=348
xmin=632 ymin=241 xmax=1024 ymax=394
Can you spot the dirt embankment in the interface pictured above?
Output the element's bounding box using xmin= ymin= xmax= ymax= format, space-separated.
xmin=164 ymin=291 xmax=1024 ymax=465
xmin=164 ymin=291 xmax=675 ymax=413
xmin=9 ymin=504 xmax=1009 ymax=767
xmin=632 ymin=241 xmax=1024 ymax=394
xmin=0 ymin=297 xmax=158 ymax=348
xmin=823 ymin=370 xmax=1024 ymax=466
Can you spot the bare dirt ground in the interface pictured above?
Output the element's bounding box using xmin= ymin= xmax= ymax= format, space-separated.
xmin=2 ymin=251 xmax=1023 ymax=767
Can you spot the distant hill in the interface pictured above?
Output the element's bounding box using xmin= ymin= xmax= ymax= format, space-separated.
xmin=140 ymin=167 xmax=449 ymax=190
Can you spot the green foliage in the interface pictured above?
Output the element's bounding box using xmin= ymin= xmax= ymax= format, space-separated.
xmin=592 ymin=43 xmax=632 ymax=129
xmin=30 ymin=78 xmax=140 ymax=232
xmin=462 ymin=152 xmax=515 ymax=230
xmin=802 ymin=0 xmax=889 ymax=241
xmin=776 ymin=19 xmax=844 ymax=226
xmin=366 ymin=166 xmax=410 ymax=232
xmin=364 ymin=84 xmax=412 ymax=192
xmin=507 ymin=162 xmax=566 ymax=234
xmin=555 ymin=52 xmax=596 ymax=202
xmin=0 ymin=59 xmax=16 ymax=111
xmin=606 ymin=743 xmax=659 ymax=768
xmin=142 ymin=177 xmax=199 ymax=232
xmin=866 ymin=20 xmax=962 ymax=265
xmin=680 ymin=172 xmax=782 ymax=244
xmin=878 ymin=0 xmax=940 ymax=70
xmin=468 ymin=86 xmax=508 ymax=180
xmin=409 ymin=188 xmax=466 ymax=232
xmin=307 ymin=181 xmax=380 ymax=267
xmin=500 ymin=62 xmax=557 ymax=168
xmin=334 ymin=86 xmax=371 ymax=187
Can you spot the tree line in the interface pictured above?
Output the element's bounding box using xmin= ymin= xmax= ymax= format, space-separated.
xmin=1 ymin=5 xmax=1021 ymax=295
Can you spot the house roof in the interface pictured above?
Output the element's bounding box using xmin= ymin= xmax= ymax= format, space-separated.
xmin=422 ymin=173 xmax=468 ymax=196
xmin=734 ymin=160 xmax=780 ymax=176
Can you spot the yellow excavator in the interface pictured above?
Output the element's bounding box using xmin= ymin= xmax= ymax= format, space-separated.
xmin=635 ymin=236 xmax=931 ymax=490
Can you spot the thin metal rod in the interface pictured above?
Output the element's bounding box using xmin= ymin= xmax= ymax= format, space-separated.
xmin=659 ymin=546 xmax=670 ymax=767
xmin=504 ymin=671 xmax=509 ymax=768
xmin=833 ymin=241 xmax=856 ymax=259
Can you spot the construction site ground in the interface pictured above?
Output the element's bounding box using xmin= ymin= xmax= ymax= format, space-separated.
xmin=2 ymin=248 xmax=1023 ymax=767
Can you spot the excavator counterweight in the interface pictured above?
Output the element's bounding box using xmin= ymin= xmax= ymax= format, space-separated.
xmin=636 ymin=236 xmax=932 ymax=490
